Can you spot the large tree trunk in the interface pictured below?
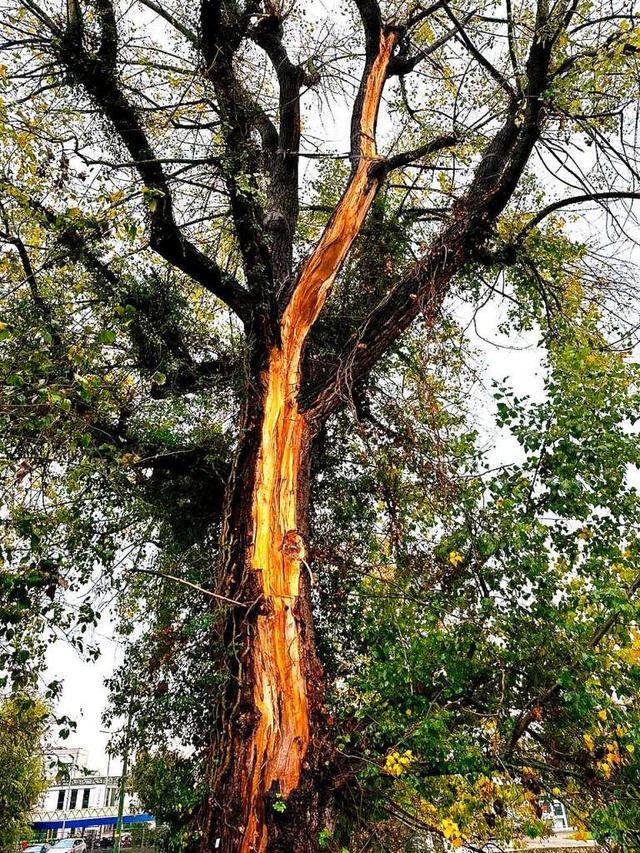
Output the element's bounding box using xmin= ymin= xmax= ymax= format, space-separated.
xmin=209 ymin=389 xmax=329 ymax=853
xmin=205 ymin=381 xmax=328 ymax=853
xmin=200 ymin=26 xmax=398 ymax=853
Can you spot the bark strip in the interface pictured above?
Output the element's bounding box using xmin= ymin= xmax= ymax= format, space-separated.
xmin=234 ymin=25 xmax=398 ymax=853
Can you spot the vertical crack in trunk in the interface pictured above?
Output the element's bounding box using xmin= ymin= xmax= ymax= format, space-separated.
xmin=236 ymin=26 xmax=397 ymax=853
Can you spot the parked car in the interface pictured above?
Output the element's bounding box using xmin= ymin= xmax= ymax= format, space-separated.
xmin=51 ymin=839 xmax=87 ymax=853
xmin=23 ymin=845 xmax=51 ymax=853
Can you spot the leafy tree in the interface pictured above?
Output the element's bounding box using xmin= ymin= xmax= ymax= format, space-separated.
xmin=0 ymin=696 xmax=47 ymax=851
xmin=131 ymin=750 xmax=201 ymax=851
xmin=1 ymin=0 xmax=640 ymax=851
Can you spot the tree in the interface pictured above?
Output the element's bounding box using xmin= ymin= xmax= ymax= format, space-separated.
xmin=1 ymin=0 xmax=640 ymax=850
xmin=131 ymin=750 xmax=201 ymax=850
xmin=0 ymin=696 xmax=47 ymax=851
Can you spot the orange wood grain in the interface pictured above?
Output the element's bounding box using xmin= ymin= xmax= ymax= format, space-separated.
xmin=240 ymin=26 xmax=397 ymax=853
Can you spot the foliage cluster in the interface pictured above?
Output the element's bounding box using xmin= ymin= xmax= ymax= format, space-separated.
xmin=0 ymin=696 xmax=48 ymax=851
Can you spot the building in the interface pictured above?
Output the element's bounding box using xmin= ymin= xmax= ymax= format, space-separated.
xmin=520 ymin=800 xmax=597 ymax=850
xmin=30 ymin=748 xmax=153 ymax=841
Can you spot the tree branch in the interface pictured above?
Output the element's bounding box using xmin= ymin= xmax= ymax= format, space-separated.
xmin=441 ymin=1 xmax=516 ymax=102
xmin=351 ymin=0 xmax=391 ymax=166
xmin=0 ymin=221 xmax=63 ymax=350
xmin=125 ymin=566 xmax=250 ymax=608
xmin=136 ymin=0 xmax=199 ymax=45
xmin=199 ymin=0 xmax=274 ymax=308
xmin=385 ymin=133 xmax=457 ymax=171
xmin=278 ymin=21 xmax=399 ymax=333
xmin=251 ymin=11 xmax=305 ymax=294
xmin=55 ymin=0 xmax=251 ymax=322
xmin=515 ymin=191 xmax=640 ymax=242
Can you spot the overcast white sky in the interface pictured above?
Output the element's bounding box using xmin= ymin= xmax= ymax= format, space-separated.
xmin=45 ymin=631 xmax=125 ymax=775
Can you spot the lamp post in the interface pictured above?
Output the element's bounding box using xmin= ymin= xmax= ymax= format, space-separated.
xmin=113 ymin=715 xmax=131 ymax=853
xmin=59 ymin=752 xmax=77 ymax=840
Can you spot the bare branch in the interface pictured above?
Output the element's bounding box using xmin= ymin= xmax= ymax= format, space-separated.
xmin=136 ymin=0 xmax=199 ymax=45
xmin=515 ymin=191 xmax=640 ymax=243
xmin=441 ymin=1 xmax=516 ymax=102
xmin=125 ymin=566 xmax=251 ymax=608
xmin=385 ymin=134 xmax=457 ymax=171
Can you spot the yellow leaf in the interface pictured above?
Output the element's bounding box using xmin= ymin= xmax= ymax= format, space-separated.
xmin=449 ymin=551 xmax=463 ymax=567
xmin=598 ymin=710 xmax=607 ymax=721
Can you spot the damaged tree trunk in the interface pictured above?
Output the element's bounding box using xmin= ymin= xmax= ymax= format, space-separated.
xmin=206 ymin=25 xmax=399 ymax=853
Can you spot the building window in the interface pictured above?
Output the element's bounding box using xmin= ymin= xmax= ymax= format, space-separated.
xmin=552 ymin=800 xmax=570 ymax=831
xmin=70 ymin=790 xmax=78 ymax=809
xmin=57 ymin=791 xmax=65 ymax=810
xmin=82 ymin=788 xmax=90 ymax=809
xmin=106 ymin=788 xmax=118 ymax=807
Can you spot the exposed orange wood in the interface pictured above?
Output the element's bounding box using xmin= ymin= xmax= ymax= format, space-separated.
xmin=240 ymin=26 xmax=398 ymax=853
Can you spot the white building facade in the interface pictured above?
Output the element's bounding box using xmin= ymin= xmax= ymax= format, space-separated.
xmin=31 ymin=748 xmax=151 ymax=840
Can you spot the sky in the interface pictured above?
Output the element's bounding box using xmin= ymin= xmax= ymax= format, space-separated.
xmin=45 ymin=630 xmax=125 ymax=775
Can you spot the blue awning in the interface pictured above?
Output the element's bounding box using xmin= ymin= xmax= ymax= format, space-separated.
xmin=32 ymin=815 xmax=155 ymax=830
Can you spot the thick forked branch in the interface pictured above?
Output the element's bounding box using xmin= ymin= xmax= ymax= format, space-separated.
xmin=284 ymin=24 xmax=399 ymax=333
xmin=55 ymin=0 xmax=251 ymax=322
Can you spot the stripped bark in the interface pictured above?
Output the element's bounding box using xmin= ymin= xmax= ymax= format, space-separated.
xmin=207 ymin=25 xmax=399 ymax=853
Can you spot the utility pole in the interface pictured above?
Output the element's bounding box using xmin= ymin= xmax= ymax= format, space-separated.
xmin=113 ymin=717 xmax=130 ymax=853
xmin=60 ymin=752 xmax=77 ymax=839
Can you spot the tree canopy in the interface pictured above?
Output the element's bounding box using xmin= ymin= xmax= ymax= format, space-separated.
xmin=2 ymin=0 xmax=640 ymax=850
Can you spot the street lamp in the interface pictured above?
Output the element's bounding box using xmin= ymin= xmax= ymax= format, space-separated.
xmin=59 ymin=751 xmax=77 ymax=839
xmin=113 ymin=712 xmax=132 ymax=853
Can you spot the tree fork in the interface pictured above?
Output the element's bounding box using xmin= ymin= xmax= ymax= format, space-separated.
xmin=206 ymin=23 xmax=398 ymax=853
